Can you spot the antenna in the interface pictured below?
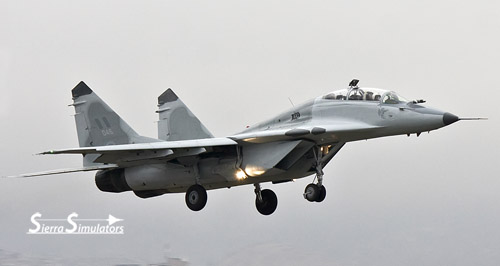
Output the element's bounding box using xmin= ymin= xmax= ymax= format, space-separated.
xmin=288 ymin=97 xmax=295 ymax=107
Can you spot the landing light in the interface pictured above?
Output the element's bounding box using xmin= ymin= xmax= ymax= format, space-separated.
xmin=320 ymin=145 xmax=331 ymax=154
xmin=236 ymin=169 xmax=247 ymax=180
xmin=245 ymin=166 xmax=266 ymax=177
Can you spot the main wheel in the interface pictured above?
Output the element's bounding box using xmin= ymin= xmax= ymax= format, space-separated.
xmin=185 ymin=184 xmax=207 ymax=211
xmin=304 ymin=183 xmax=320 ymax=202
xmin=255 ymin=189 xmax=278 ymax=215
xmin=316 ymin=186 xmax=326 ymax=202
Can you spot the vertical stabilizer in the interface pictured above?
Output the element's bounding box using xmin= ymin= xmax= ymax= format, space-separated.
xmin=71 ymin=81 xmax=159 ymax=166
xmin=157 ymin=89 xmax=214 ymax=141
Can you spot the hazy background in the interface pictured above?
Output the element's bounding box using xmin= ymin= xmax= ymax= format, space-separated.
xmin=1 ymin=0 xmax=499 ymax=265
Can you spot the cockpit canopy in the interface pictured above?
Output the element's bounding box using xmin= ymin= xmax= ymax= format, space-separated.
xmin=323 ymin=87 xmax=408 ymax=104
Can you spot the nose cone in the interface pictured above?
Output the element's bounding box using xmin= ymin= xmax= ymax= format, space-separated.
xmin=443 ymin=112 xmax=459 ymax=126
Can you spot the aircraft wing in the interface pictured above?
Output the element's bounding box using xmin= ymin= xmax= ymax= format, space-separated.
xmin=230 ymin=122 xmax=383 ymax=143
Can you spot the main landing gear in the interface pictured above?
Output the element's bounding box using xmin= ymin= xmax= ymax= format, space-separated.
xmin=185 ymin=184 xmax=207 ymax=211
xmin=254 ymin=183 xmax=278 ymax=215
xmin=303 ymin=146 xmax=327 ymax=202
xmin=184 ymin=183 xmax=278 ymax=215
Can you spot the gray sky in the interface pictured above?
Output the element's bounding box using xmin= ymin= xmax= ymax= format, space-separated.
xmin=1 ymin=0 xmax=499 ymax=265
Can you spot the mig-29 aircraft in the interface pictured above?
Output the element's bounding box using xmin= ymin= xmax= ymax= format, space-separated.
xmin=12 ymin=79 xmax=482 ymax=215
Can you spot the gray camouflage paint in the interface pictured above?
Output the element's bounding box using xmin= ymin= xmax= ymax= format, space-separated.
xmin=157 ymin=88 xmax=214 ymax=141
xmin=67 ymin=81 xmax=456 ymax=196
xmin=71 ymin=82 xmax=159 ymax=166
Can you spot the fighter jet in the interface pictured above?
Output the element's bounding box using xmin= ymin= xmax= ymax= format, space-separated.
xmin=12 ymin=79 xmax=483 ymax=215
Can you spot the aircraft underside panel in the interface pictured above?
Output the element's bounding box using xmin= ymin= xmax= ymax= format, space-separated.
xmin=240 ymin=140 xmax=303 ymax=176
xmin=124 ymin=163 xmax=196 ymax=191
xmin=275 ymin=140 xmax=315 ymax=170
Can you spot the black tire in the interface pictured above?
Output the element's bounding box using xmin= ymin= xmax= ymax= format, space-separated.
xmin=255 ymin=189 xmax=278 ymax=215
xmin=315 ymin=186 xmax=326 ymax=202
xmin=185 ymin=185 xmax=207 ymax=211
xmin=304 ymin=183 xmax=320 ymax=202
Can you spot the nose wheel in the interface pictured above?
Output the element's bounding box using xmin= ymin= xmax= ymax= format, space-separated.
xmin=303 ymin=146 xmax=327 ymax=202
xmin=304 ymin=183 xmax=326 ymax=202
xmin=254 ymin=183 xmax=278 ymax=215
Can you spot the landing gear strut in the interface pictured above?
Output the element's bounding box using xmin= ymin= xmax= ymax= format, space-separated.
xmin=185 ymin=184 xmax=207 ymax=211
xmin=254 ymin=183 xmax=278 ymax=215
xmin=303 ymin=146 xmax=327 ymax=202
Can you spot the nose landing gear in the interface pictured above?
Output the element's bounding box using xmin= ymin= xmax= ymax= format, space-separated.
xmin=304 ymin=183 xmax=326 ymax=202
xmin=304 ymin=146 xmax=327 ymax=202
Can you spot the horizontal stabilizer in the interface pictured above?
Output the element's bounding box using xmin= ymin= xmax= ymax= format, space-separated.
xmin=4 ymin=164 xmax=118 ymax=178
xmin=39 ymin=137 xmax=237 ymax=155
